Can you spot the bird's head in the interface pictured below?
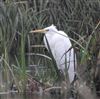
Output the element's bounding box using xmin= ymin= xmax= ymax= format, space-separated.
xmin=30 ymin=24 xmax=58 ymax=34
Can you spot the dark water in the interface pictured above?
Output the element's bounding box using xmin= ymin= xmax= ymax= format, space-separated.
xmin=0 ymin=93 xmax=63 ymax=99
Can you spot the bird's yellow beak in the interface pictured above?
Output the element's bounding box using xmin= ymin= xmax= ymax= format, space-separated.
xmin=30 ymin=29 xmax=46 ymax=33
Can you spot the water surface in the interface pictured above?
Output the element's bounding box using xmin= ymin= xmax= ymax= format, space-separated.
xmin=0 ymin=93 xmax=62 ymax=99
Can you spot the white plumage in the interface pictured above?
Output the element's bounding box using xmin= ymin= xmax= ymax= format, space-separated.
xmin=30 ymin=24 xmax=76 ymax=83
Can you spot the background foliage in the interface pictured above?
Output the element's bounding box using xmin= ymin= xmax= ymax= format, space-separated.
xmin=0 ymin=0 xmax=100 ymax=93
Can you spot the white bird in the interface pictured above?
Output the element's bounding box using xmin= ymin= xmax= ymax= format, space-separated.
xmin=30 ymin=24 xmax=76 ymax=83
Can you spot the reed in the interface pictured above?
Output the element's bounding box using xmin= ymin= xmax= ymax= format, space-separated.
xmin=0 ymin=0 xmax=99 ymax=95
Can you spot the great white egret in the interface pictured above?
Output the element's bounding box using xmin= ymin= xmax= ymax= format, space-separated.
xmin=30 ymin=24 xmax=76 ymax=83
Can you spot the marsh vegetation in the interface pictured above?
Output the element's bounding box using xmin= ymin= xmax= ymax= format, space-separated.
xmin=0 ymin=0 xmax=100 ymax=99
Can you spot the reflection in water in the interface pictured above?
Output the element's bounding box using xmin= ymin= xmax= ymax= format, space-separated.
xmin=0 ymin=93 xmax=63 ymax=99
xmin=0 ymin=93 xmax=99 ymax=99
